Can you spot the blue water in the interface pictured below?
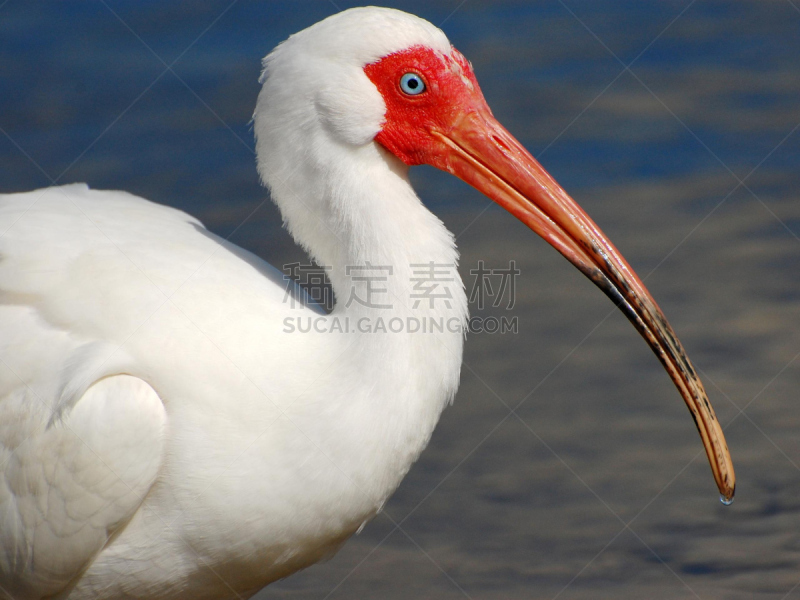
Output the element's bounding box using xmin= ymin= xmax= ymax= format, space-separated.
xmin=3 ymin=2 xmax=800 ymax=599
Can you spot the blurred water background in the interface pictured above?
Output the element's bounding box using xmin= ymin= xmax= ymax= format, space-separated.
xmin=2 ymin=1 xmax=800 ymax=598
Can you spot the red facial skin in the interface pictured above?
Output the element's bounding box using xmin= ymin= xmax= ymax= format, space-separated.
xmin=364 ymin=46 xmax=485 ymax=167
xmin=362 ymin=46 xmax=736 ymax=502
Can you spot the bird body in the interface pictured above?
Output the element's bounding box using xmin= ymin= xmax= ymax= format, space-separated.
xmin=0 ymin=7 xmax=734 ymax=599
xmin=0 ymin=178 xmax=463 ymax=598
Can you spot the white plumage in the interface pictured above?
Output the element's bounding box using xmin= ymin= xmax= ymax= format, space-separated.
xmin=0 ymin=7 xmax=734 ymax=600
xmin=0 ymin=11 xmax=465 ymax=597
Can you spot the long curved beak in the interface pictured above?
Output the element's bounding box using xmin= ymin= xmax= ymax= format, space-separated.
xmin=433 ymin=108 xmax=735 ymax=502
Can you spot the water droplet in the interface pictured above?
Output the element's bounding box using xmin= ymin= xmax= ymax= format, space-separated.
xmin=719 ymin=494 xmax=734 ymax=506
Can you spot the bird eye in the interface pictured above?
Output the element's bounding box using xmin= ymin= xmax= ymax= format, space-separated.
xmin=399 ymin=72 xmax=426 ymax=95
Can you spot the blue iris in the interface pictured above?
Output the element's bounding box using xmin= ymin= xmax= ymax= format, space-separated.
xmin=399 ymin=73 xmax=425 ymax=95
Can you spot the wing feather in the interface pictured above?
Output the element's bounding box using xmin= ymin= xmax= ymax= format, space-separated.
xmin=0 ymin=375 xmax=166 ymax=599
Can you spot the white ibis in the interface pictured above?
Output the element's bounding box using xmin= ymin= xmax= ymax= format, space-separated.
xmin=0 ymin=7 xmax=734 ymax=600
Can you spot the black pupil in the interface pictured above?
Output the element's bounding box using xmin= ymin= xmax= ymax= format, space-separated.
xmin=407 ymin=77 xmax=418 ymax=89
